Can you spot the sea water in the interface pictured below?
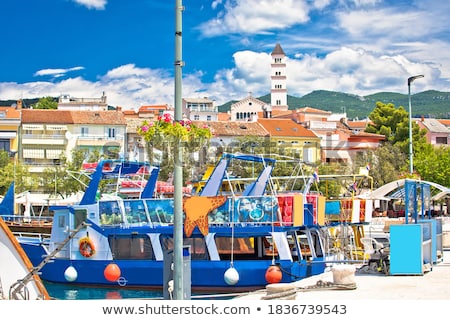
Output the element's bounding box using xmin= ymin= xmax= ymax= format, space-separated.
xmin=45 ymin=282 xmax=233 ymax=300
xmin=45 ymin=282 xmax=164 ymax=300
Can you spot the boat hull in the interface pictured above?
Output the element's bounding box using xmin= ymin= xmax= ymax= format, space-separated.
xmin=21 ymin=240 xmax=326 ymax=292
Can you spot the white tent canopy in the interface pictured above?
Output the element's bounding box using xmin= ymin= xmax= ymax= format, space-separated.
xmin=365 ymin=179 xmax=450 ymax=201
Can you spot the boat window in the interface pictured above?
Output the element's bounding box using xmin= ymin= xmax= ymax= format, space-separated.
xmin=108 ymin=235 xmax=154 ymax=260
xmin=161 ymin=237 xmax=209 ymax=260
xmin=214 ymin=236 xmax=274 ymax=260
xmin=296 ymin=231 xmax=312 ymax=259
xmin=310 ymin=229 xmax=324 ymax=258
xmin=57 ymin=215 xmax=66 ymax=228
xmin=235 ymin=196 xmax=280 ymax=224
xmin=99 ymin=201 xmax=123 ymax=225
xmin=286 ymin=233 xmax=302 ymax=261
xmin=123 ymin=200 xmax=149 ymax=224
xmin=145 ymin=199 xmax=174 ymax=224
xmin=74 ymin=209 xmax=87 ymax=228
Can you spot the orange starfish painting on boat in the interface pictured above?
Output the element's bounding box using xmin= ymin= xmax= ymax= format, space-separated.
xmin=183 ymin=196 xmax=227 ymax=237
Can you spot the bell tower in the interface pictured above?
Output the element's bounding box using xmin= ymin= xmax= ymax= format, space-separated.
xmin=270 ymin=43 xmax=288 ymax=111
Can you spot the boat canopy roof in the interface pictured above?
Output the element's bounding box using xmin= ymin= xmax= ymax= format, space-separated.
xmin=200 ymin=153 xmax=276 ymax=197
xmin=221 ymin=152 xmax=276 ymax=165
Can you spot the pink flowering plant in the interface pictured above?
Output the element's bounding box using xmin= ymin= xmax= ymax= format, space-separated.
xmin=137 ymin=114 xmax=212 ymax=167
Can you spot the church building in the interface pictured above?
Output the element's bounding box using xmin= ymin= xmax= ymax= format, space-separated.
xmin=230 ymin=43 xmax=288 ymax=121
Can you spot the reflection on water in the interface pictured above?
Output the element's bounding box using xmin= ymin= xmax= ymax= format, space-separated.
xmin=44 ymin=281 xmax=163 ymax=300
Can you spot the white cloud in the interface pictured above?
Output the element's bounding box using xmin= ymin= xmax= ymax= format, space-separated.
xmin=211 ymin=0 xmax=223 ymax=10
xmin=34 ymin=67 xmax=84 ymax=78
xmin=206 ymin=46 xmax=439 ymax=101
xmin=336 ymin=9 xmax=428 ymax=40
xmin=0 ymin=45 xmax=443 ymax=109
xmin=311 ymin=0 xmax=332 ymax=10
xmin=331 ymin=3 xmax=450 ymax=83
xmin=73 ymin=0 xmax=107 ymax=10
xmin=198 ymin=0 xmax=310 ymax=36
xmin=284 ymin=47 xmax=434 ymax=96
xmin=349 ymin=0 xmax=381 ymax=6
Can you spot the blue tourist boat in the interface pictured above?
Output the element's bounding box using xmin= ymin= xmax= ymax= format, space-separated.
xmin=16 ymin=154 xmax=329 ymax=294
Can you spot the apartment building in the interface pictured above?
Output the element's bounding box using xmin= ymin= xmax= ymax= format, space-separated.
xmin=182 ymin=97 xmax=217 ymax=121
xmin=20 ymin=109 xmax=126 ymax=172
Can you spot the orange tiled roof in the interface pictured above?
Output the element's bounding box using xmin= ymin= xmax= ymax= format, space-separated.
xmin=193 ymin=121 xmax=268 ymax=137
xmin=346 ymin=120 xmax=371 ymax=128
xmin=21 ymin=109 xmax=126 ymax=125
xmin=438 ymin=119 xmax=450 ymax=127
xmin=22 ymin=109 xmax=72 ymax=123
xmin=139 ymin=105 xmax=170 ymax=112
xmin=217 ymin=112 xmax=230 ymax=121
xmin=294 ymin=107 xmax=332 ymax=115
xmin=0 ymin=107 xmax=21 ymax=119
xmin=269 ymin=110 xmax=293 ymax=118
xmin=257 ymin=118 xmax=318 ymax=138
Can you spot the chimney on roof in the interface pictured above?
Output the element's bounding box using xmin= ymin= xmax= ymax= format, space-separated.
xmin=17 ymin=100 xmax=23 ymax=110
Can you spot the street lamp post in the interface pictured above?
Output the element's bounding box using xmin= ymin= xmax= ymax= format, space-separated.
xmin=407 ymin=74 xmax=424 ymax=174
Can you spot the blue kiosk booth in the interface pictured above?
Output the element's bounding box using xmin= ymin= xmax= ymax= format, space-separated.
xmin=389 ymin=180 xmax=443 ymax=275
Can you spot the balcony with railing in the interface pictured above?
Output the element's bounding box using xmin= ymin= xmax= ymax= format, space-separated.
xmin=76 ymin=134 xmax=124 ymax=146
xmin=22 ymin=134 xmax=66 ymax=145
xmin=187 ymin=104 xmax=217 ymax=113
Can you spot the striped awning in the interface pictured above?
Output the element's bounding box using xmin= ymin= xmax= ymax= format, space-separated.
xmin=46 ymin=125 xmax=68 ymax=131
xmin=23 ymin=124 xmax=44 ymax=130
xmin=46 ymin=149 xmax=64 ymax=159
xmin=23 ymin=149 xmax=45 ymax=159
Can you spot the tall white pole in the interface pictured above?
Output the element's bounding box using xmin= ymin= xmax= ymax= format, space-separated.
xmin=173 ymin=0 xmax=185 ymax=300
xmin=407 ymin=75 xmax=424 ymax=174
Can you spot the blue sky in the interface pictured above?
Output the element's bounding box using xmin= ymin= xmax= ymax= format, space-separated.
xmin=1 ymin=0 xmax=449 ymax=109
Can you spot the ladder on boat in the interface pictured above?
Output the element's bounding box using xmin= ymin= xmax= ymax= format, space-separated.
xmin=8 ymin=222 xmax=88 ymax=300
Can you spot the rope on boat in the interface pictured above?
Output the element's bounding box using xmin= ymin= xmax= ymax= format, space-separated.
xmin=261 ymin=287 xmax=297 ymax=300
xmin=297 ymin=279 xmax=357 ymax=291
xmin=256 ymin=279 xmax=357 ymax=300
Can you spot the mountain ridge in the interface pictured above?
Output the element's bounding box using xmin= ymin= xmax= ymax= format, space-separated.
xmin=218 ymin=90 xmax=450 ymax=119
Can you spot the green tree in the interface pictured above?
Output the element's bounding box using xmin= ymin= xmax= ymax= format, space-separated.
xmin=0 ymin=150 xmax=32 ymax=195
xmin=0 ymin=150 xmax=10 ymax=168
xmin=365 ymin=101 xmax=426 ymax=154
xmin=369 ymin=144 xmax=407 ymax=187
xmin=33 ymin=96 xmax=58 ymax=109
xmin=414 ymin=144 xmax=450 ymax=187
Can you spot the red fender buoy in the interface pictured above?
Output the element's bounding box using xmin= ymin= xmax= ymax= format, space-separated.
xmin=104 ymin=263 xmax=121 ymax=282
xmin=265 ymin=264 xmax=282 ymax=284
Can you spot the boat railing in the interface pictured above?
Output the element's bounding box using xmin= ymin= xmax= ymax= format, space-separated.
xmin=1 ymin=214 xmax=53 ymax=225
xmin=13 ymin=231 xmax=51 ymax=243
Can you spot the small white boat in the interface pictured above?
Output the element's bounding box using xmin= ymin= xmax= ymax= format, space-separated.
xmin=0 ymin=216 xmax=50 ymax=300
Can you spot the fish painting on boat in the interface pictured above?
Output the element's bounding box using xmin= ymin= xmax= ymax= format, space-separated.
xmin=17 ymin=154 xmax=330 ymax=294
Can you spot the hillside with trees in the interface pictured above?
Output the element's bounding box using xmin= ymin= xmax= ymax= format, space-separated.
xmin=218 ymin=90 xmax=450 ymax=119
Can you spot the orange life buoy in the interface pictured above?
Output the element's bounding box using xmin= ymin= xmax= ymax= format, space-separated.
xmin=79 ymin=237 xmax=95 ymax=258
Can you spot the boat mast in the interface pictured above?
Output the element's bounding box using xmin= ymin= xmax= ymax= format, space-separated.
xmin=173 ymin=0 xmax=185 ymax=300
